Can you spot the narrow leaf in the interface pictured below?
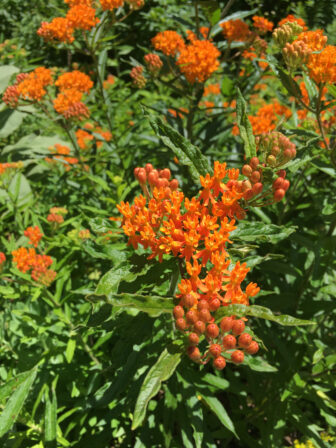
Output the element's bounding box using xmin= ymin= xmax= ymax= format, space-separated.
xmin=215 ymin=304 xmax=315 ymax=326
xmin=236 ymin=89 xmax=256 ymax=158
xmin=0 ymin=368 xmax=37 ymax=437
xmin=231 ymin=222 xmax=296 ymax=244
xmin=132 ymin=344 xmax=183 ymax=429
xmin=65 ymin=338 xmax=76 ymax=364
xmin=45 ymin=389 xmax=57 ymax=444
xmin=199 ymin=393 xmax=238 ymax=438
xmin=87 ymin=292 xmax=174 ymax=317
xmin=147 ymin=113 xmax=212 ymax=183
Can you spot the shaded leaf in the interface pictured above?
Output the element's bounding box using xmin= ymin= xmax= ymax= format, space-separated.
xmin=215 ymin=304 xmax=315 ymax=326
xmin=147 ymin=113 xmax=212 ymax=183
xmin=132 ymin=344 xmax=183 ymax=429
xmin=236 ymin=89 xmax=256 ymax=159
xmin=0 ymin=368 xmax=37 ymax=437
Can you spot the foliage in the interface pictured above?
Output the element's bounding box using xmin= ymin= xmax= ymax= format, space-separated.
xmin=0 ymin=1 xmax=335 ymax=447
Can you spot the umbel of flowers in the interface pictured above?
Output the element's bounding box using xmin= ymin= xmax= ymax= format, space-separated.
xmin=3 ymin=68 xmax=93 ymax=120
xmin=117 ymin=162 xmax=261 ymax=370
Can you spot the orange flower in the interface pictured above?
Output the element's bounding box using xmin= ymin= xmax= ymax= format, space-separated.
xmin=16 ymin=67 xmax=52 ymax=101
xmin=55 ymin=70 xmax=93 ymax=93
xmin=12 ymin=247 xmax=37 ymax=272
xmin=100 ymin=0 xmax=124 ymax=9
xmin=144 ymin=53 xmax=163 ymax=74
xmin=176 ymin=39 xmax=220 ymax=83
xmin=47 ymin=213 xmax=64 ymax=224
xmin=66 ymin=4 xmax=99 ymax=30
xmin=103 ymin=74 xmax=115 ymax=89
xmin=295 ymin=30 xmax=327 ymax=52
xmin=37 ymin=18 xmax=74 ymax=43
xmin=278 ymin=15 xmax=307 ymax=31
xmin=252 ymin=16 xmax=274 ymax=33
xmin=200 ymin=27 xmax=209 ymax=39
xmin=24 ymin=226 xmax=43 ymax=247
xmin=65 ymin=0 xmax=92 ymax=5
xmin=203 ymin=83 xmax=220 ymax=96
xmin=76 ymin=129 xmax=94 ymax=149
xmin=220 ymin=19 xmax=251 ymax=42
xmin=0 ymin=252 xmax=6 ymax=265
xmin=152 ymin=30 xmax=185 ymax=56
xmin=53 ymin=89 xmax=89 ymax=119
xmin=307 ymin=45 xmax=336 ymax=85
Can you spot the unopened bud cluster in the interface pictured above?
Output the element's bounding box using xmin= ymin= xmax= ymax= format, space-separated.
xmin=144 ymin=53 xmax=163 ymax=76
xmin=134 ymin=164 xmax=179 ymax=198
xmin=241 ymin=131 xmax=295 ymax=204
xmin=174 ymin=307 xmax=259 ymax=369
xmin=130 ymin=66 xmax=146 ymax=88
xmin=273 ymin=22 xmax=303 ymax=48
xmin=282 ymin=40 xmax=309 ymax=70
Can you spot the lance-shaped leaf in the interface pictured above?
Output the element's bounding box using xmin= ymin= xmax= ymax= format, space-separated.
xmin=278 ymin=68 xmax=302 ymax=99
xmin=231 ymin=222 xmax=296 ymax=244
xmin=44 ymin=388 xmax=57 ymax=445
xmin=132 ymin=344 xmax=183 ymax=430
xmin=236 ymin=89 xmax=256 ymax=159
xmin=244 ymin=356 xmax=278 ymax=372
xmin=147 ymin=113 xmax=212 ymax=183
xmin=199 ymin=393 xmax=238 ymax=438
xmin=215 ymin=304 xmax=315 ymax=326
xmin=0 ymin=368 xmax=37 ymax=437
xmin=87 ymin=292 xmax=174 ymax=317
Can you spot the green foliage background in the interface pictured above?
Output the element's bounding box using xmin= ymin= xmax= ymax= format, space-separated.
xmin=0 ymin=1 xmax=335 ymax=447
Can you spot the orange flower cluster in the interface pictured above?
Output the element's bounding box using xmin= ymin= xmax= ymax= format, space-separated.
xmin=306 ymin=45 xmax=336 ymax=85
xmin=295 ymin=30 xmax=327 ymax=52
xmin=278 ymin=15 xmax=307 ymax=31
xmin=177 ymin=39 xmax=220 ymax=83
xmin=0 ymin=162 xmax=23 ymax=175
xmin=76 ymin=122 xmax=112 ymax=149
xmin=220 ymin=19 xmax=251 ymax=42
xmin=233 ymin=101 xmax=292 ymax=136
xmin=12 ymin=247 xmax=56 ymax=286
xmin=15 ymin=67 xmax=52 ymax=102
xmin=252 ymin=16 xmax=274 ymax=33
xmin=55 ymin=70 xmax=93 ymax=93
xmin=118 ymin=162 xmax=260 ymax=366
xmin=45 ymin=144 xmax=79 ymax=169
xmin=24 ymin=226 xmax=43 ymax=247
xmin=203 ymin=83 xmax=220 ymax=97
xmin=53 ymin=70 xmax=92 ymax=119
xmin=37 ymin=18 xmax=75 ymax=43
xmin=66 ymin=4 xmax=99 ymax=30
xmin=152 ymin=30 xmax=185 ymax=57
xmin=47 ymin=206 xmax=68 ymax=225
xmin=38 ymin=1 xmax=99 ymax=43
xmin=100 ymin=0 xmax=124 ymax=10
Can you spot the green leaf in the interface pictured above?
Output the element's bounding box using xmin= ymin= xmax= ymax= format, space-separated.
xmin=87 ymin=292 xmax=174 ymax=317
xmin=132 ymin=344 xmax=183 ymax=429
xmin=0 ymin=65 xmax=19 ymax=94
xmin=231 ymin=222 xmax=296 ymax=244
xmin=244 ymin=356 xmax=278 ymax=372
xmin=8 ymin=173 xmax=33 ymax=207
xmin=65 ymin=338 xmax=76 ymax=364
xmin=45 ymin=389 xmax=57 ymax=445
xmin=0 ymin=107 xmax=25 ymax=138
xmin=199 ymin=393 xmax=238 ymax=438
xmin=236 ymin=89 xmax=256 ymax=158
xmin=215 ymin=304 xmax=315 ymax=326
xmin=200 ymin=1 xmax=220 ymax=25
xmin=0 ymin=370 xmax=33 ymax=402
xmin=147 ymin=113 xmax=212 ymax=183
xmin=0 ymin=368 xmax=37 ymax=437
xmin=277 ymin=68 xmax=302 ymax=98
